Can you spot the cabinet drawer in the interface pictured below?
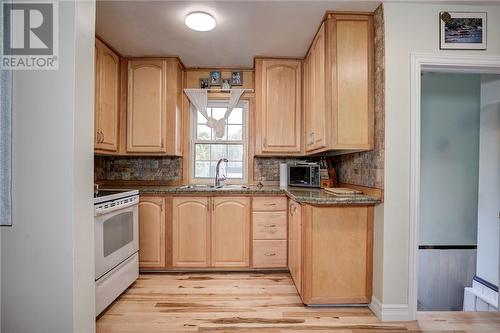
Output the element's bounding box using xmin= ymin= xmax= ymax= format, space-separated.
xmin=252 ymin=212 xmax=287 ymax=240
xmin=252 ymin=240 xmax=287 ymax=268
xmin=253 ymin=197 xmax=287 ymax=211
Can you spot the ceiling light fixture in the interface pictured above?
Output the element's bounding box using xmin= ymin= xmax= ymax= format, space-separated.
xmin=185 ymin=11 xmax=216 ymax=32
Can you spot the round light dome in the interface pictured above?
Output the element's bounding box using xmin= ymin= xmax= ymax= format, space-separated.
xmin=185 ymin=12 xmax=216 ymax=32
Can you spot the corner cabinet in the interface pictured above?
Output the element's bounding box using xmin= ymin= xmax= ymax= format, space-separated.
xmin=138 ymin=197 xmax=166 ymax=269
xmin=255 ymin=58 xmax=302 ymax=155
xmin=304 ymin=13 xmax=374 ymax=154
xmin=304 ymin=23 xmax=327 ymax=153
xmin=94 ymin=38 xmax=120 ymax=153
xmin=126 ymin=58 xmax=183 ymax=155
xmin=288 ymin=200 xmax=302 ymax=294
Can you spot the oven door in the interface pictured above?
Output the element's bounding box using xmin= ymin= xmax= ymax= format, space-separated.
xmin=95 ymin=203 xmax=138 ymax=280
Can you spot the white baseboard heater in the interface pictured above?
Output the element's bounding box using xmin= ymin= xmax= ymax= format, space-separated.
xmin=464 ymin=276 xmax=498 ymax=312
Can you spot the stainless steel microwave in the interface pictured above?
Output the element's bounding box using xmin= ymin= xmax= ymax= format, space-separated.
xmin=288 ymin=163 xmax=321 ymax=188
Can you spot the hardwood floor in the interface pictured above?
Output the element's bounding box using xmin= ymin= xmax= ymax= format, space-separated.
xmin=97 ymin=272 xmax=500 ymax=332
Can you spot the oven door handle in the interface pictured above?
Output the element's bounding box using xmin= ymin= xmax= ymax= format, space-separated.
xmin=95 ymin=196 xmax=139 ymax=216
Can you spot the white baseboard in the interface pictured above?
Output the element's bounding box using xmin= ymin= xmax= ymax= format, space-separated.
xmin=369 ymin=296 xmax=411 ymax=321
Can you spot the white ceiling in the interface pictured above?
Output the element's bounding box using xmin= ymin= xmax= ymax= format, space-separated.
xmin=95 ymin=1 xmax=382 ymax=68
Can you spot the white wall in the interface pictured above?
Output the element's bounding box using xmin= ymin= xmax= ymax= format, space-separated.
xmin=1 ymin=1 xmax=96 ymax=332
xmin=477 ymin=74 xmax=500 ymax=287
xmin=382 ymin=2 xmax=500 ymax=308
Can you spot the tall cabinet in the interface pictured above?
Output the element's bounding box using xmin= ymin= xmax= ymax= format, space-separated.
xmin=304 ymin=13 xmax=374 ymax=154
xmin=94 ymin=38 xmax=120 ymax=153
xmin=255 ymin=58 xmax=302 ymax=155
xmin=126 ymin=58 xmax=183 ymax=156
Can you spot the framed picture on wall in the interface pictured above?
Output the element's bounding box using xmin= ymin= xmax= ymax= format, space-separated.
xmin=440 ymin=11 xmax=487 ymax=50
xmin=209 ymin=70 xmax=221 ymax=86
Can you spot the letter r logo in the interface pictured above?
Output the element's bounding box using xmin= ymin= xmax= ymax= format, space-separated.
xmin=3 ymin=3 xmax=54 ymax=56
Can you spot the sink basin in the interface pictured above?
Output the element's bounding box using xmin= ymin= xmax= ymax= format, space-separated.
xmin=215 ymin=184 xmax=249 ymax=190
xmin=177 ymin=184 xmax=249 ymax=190
xmin=177 ymin=184 xmax=215 ymax=190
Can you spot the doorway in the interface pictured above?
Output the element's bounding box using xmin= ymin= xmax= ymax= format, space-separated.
xmin=409 ymin=54 xmax=500 ymax=319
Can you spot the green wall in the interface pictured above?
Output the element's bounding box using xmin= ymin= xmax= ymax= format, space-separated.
xmin=420 ymin=72 xmax=480 ymax=246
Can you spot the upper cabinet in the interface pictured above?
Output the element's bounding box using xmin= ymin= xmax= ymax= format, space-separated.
xmin=94 ymin=38 xmax=120 ymax=153
xmin=304 ymin=23 xmax=327 ymax=153
xmin=126 ymin=58 xmax=183 ymax=155
xmin=305 ymin=13 xmax=374 ymax=153
xmin=255 ymin=58 xmax=302 ymax=155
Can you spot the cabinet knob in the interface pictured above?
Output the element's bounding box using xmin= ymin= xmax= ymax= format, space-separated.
xmin=263 ymin=138 xmax=267 ymax=148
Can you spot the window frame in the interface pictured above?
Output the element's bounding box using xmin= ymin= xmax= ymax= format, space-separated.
xmin=189 ymin=100 xmax=249 ymax=184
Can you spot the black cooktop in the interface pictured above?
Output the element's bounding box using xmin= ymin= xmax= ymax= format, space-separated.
xmin=94 ymin=189 xmax=129 ymax=198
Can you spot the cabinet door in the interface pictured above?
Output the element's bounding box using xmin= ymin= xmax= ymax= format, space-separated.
xmin=256 ymin=59 xmax=302 ymax=154
xmin=288 ymin=201 xmax=302 ymax=294
xmin=95 ymin=39 xmax=119 ymax=152
xmin=212 ymin=197 xmax=250 ymax=267
xmin=127 ymin=60 xmax=167 ymax=153
xmin=172 ymin=197 xmax=210 ymax=267
xmin=139 ymin=197 xmax=165 ymax=268
xmin=329 ymin=15 xmax=374 ymax=149
xmin=305 ymin=24 xmax=327 ymax=152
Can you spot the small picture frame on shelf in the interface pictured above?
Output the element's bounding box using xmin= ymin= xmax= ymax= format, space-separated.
xmin=209 ymin=70 xmax=221 ymax=86
xmin=231 ymin=71 xmax=243 ymax=86
xmin=440 ymin=11 xmax=487 ymax=50
xmin=221 ymin=79 xmax=231 ymax=90
xmin=199 ymin=78 xmax=209 ymax=89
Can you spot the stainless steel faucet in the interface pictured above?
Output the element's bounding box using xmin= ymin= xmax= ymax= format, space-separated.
xmin=215 ymin=158 xmax=228 ymax=188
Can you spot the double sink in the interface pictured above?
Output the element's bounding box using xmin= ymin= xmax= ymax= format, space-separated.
xmin=177 ymin=184 xmax=250 ymax=190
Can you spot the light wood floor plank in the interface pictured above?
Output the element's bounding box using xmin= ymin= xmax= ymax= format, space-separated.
xmin=96 ymin=272 xmax=500 ymax=333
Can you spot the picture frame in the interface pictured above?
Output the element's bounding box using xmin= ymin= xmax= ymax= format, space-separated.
xmin=440 ymin=11 xmax=487 ymax=50
xmin=199 ymin=78 xmax=209 ymax=89
xmin=231 ymin=71 xmax=243 ymax=86
xmin=221 ymin=78 xmax=231 ymax=90
xmin=209 ymin=70 xmax=221 ymax=86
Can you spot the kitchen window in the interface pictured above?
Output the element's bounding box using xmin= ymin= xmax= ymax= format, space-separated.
xmin=191 ymin=101 xmax=248 ymax=183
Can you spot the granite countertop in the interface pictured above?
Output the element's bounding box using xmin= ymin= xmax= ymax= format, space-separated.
xmin=103 ymin=185 xmax=381 ymax=206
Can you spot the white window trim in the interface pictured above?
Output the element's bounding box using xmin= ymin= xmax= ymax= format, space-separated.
xmin=189 ymin=100 xmax=249 ymax=185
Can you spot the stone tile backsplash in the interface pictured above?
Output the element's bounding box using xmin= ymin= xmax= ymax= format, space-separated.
xmin=95 ymin=156 xmax=182 ymax=181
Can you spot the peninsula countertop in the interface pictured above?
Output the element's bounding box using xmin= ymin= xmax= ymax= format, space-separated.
xmin=100 ymin=184 xmax=382 ymax=206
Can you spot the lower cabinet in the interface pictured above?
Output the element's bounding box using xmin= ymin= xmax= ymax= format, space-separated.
xmin=252 ymin=197 xmax=288 ymax=268
xmin=172 ymin=197 xmax=211 ymax=268
xmin=288 ymin=200 xmax=302 ymax=294
xmin=172 ymin=196 xmax=250 ymax=268
xmin=212 ymin=197 xmax=250 ymax=267
xmin=295 ymin=202 xmax=374 ymax=305
xmin=138 ymin=197 xmax=166 ymax=269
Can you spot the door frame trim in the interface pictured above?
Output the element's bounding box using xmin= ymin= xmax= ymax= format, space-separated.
xmin=409 ymin=52 xmax=500 ymax=320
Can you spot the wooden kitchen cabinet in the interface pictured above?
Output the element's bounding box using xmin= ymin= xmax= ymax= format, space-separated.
xmin=211 ymin=197 xmax=250 ymax=267
xmin=288 ymin=200 xmax=302 ymax=294
xmin=126 ymin=58 xmax=183 ymax=155
xmin=300 ymin=204 xmax=373 ymax=305
xmin=172 ymin=197 xmax=210 ymax=268
xmin=255 ymin=58 xmax=302 ymax=155
xmin=304 ymin=23 xmax=327 ymax=153
xmin=94 ymin=38 xmax=120 ymax=153
xmin=138 ymin=197 xmax=166 ymax=269
xmin=304 ymin=13 xmax=374 ymax=154
xmin=252 ymin=196 xmax=288 ymax=268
